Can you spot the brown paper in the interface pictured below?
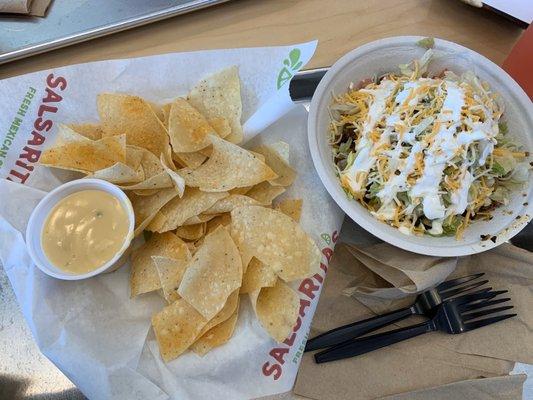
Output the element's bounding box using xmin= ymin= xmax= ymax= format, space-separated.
xmin=0 ymin=0 xmax=52 ymax=16
xmin=0 ymin=0 xmax=30 ymax=13
xmin=293 ymin=242 xmax=531 ymax=400
xmin=343 ymin=244 xmax=457 ymax=299
xmin=449 ymin=244 xmax=533 ymax=364
xmin=345 ymin=242 xmax=533 ymax=365
xmin=29 ymin=0 xmax=51 ymax=16
xmin=381 ymin=374 xmax=526 ymax=400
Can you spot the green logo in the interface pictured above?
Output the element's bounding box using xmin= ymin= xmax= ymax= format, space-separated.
xmin=276 ymin=48 xmax=303 ymax=89
xmin=321 ymin=233 xmax=331 ymax=245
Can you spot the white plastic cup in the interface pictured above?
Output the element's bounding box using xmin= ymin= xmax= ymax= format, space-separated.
xmin=25 ymin=179 xmax=135 ymax=280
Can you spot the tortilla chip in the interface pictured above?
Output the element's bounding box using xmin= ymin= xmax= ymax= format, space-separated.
xmin=249 ymin=151 xmax=265 ymax=163
xmin=275 ymin=198 xmax=303 ymax=222
xmin=240 ymin=257 xmax=277 ymax=294
xmin=91 ymin=146 xmax=147 ymax=184
xmin=252 ymin=144 xmax=296 ymax=187
xmin=182 ymin=213 xmax=216 ymax=226
xmin=120 ymin=151 xmax=185 ymax=193
xmin=129 ymin=187 xmax=180 ymax=236
xmin=178 ymin=226 xmax=242 ymax=320
xmin=194 ymin=236 xmax=205 ymax=249
xmin=160 ymin=154 xmax=185 ymax=196
xmin=144 ymin=211 xmax=166 ymax=232
xmin=147 ymin=188 xmax=227 ymax=233
xmin=230 ymin=186 xmax=252 ymax=195
xmin=188 ymin=66 xmax=243 ymax=143
xmin=198 ymin=146 xmax=212 ymax=157
xmin=185 ymin=241 xmax=196 ymax=255
xmin=179 ymin=134 xmax=277 ymax=192
xmin=196 ymin=289 xmax=239 ymax=339
xmin=203 ymin=194 xmax=261 ymax=215
xmin=268 ymin=141 xmax=290 ymax=163
xmin=90 ymin=162 xmax=143 ymax=184
xmin=97 ymin=93 xmax=171 ymax=159
xmin=152 ymin=253 xmax=191 ymax=303
xmin=67 ymin=123 xmax=105 ymax=141
xmin=161 ymin=103 xmax=172 ymax=128
xmin=190 ymin=300 xmax=239 ymax=356
xmin=152 ymin=299 xmax=208 ymax=362
xmin=125 ymin=145 xmax=145 ymax=170
xmin=230 ymin=206 xmax=320 ymax=282
xmin=132 ymin=188 xmax=160 ymax=196
xmin=54 ymin=124 xmax=92 ymax=145
xmin=40 ymin=135 xmax=126 ymax=173
xmin=168 ymin=98 xmax=216 ymax=153
xmin=173 ymin=151 xmax=207 ymax=169
xmin=148 ymin=101 xmax=164 ymax=122
xmin=139 ymin=148 xmax=165 ymax=177
xmin=205 ymin=213 xmax=232 ymax=234
xmin=121 ymin=172 xmax=173 ymax=191
xmin=246 ymin=182 xmax=285 ymax=205
xmin=208 ymin=117 xmax=231 ymax=139
xmin=176 ymin=223 xmax=206 ymax=241
xmin=130 ymin=232 xmax=188 ymax=297
xmin=251 ymin=279 xmax=300 ymax=342
xmin=148 ymin=210 xmax=214 ymax=231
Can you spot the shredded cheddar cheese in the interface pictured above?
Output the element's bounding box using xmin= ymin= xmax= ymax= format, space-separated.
xmin=329 ymin=50 xmax=530 ymax=238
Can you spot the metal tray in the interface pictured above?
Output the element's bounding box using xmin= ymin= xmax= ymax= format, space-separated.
xmin=0 ymin=0 xmax=229 ymax=65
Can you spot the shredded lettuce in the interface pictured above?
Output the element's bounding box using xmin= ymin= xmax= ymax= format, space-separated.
xmin=344 ymin=151 xmax=356 ymax=171
xmin=399 ymin=49 xmax=434 ymax=78
xmin=442 ymin=215 xmax=463 ymax=236
xmin=494 ymin=150 xmax=518 ymax=175
xmin=342 ymin=186 xmax=355 ymax=200
xmin=338 ymin=137 xmax=353 ymax=156
xmin=368 ymin=181 xmax=383 ymax=198
xmin=416 ymin=37 xmax=435 ymax=50
xmin=330 ymin=46 xmax=529 ymax=239
xmin=490 ymin=186 xmax=509 ymax=205
xmin=498 ymin=121 xmax=508 ymax=135
xmin=442 ymin=193 xmax=452 ymax=207
xmin=492 ymin=161 xmax=506 ymax=177
xmin=511 ymin=162 xmax=530 ymax=183
xmin=396 ymin=191 xmax=410 ymax=204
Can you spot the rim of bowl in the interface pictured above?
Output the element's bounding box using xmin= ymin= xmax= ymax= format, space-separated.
xmin=308 ymin=35 xmax=533 ymax=256
xmin=25 ymin=178 xmax=135 ymax=280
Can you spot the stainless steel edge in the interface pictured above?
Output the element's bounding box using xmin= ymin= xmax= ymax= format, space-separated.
xmin=0 ymin=0 xmax=229 ymax=65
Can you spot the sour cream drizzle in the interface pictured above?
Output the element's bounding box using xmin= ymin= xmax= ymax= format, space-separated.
xmin=410 ymin=81 xmax=467 ymax=220
xmin=340 ymin=77 xmax=497 ymax=230
xmin=341 ymin=79 xmax=397 ymax=193
xmin=377 ymin=80 xmax=437 ymax=206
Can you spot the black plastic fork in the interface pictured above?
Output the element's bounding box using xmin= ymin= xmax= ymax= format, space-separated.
xmin=305 ymin=273 xmax=488 ymax=352
xmin=314 ymin=289 xmax=515 ymax=363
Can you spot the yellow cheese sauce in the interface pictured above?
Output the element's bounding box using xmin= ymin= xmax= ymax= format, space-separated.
xmin=41 ymin=189 xmax=130 ymax=274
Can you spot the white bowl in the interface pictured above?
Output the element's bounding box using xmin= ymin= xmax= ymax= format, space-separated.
xmin=308 ymin=36 xmax=533 ymax=257
xmin=26 ymin=179 xmax=135 ymax=280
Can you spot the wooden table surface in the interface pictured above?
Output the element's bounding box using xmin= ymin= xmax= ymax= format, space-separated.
xmin=0 ymin=1 xmax=525 ymax=399
xmin=0 ymin=0 xmax=524 ymax=80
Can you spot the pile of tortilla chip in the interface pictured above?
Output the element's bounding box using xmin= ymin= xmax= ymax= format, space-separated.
xmin=40 ymin=67 xmax=321 ymax=362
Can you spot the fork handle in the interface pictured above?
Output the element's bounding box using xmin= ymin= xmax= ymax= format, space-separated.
xmin=305 ymin=306 xmax=414 ymax=352
xmin=314 ymin=321 xmax=435 ymax=363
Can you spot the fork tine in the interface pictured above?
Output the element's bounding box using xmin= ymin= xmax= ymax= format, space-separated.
xmin=455 ymin=289 xmax=507 ymax=307
xmin=437 ymin=273 xmax=485 ymax=292
xmin=440 ymin=280 xmax=489 ymax=300
xmin=463 ymin=313 xmax=517 ymax=331
xmin=460 ymin=297 xmax=511 ymax=312
xmin=462 ymin=305 xmax=514 ymax=321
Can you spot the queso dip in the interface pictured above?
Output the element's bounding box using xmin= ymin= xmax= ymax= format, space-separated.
xmin=41 ymin=189 xmax=130 ymax=274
